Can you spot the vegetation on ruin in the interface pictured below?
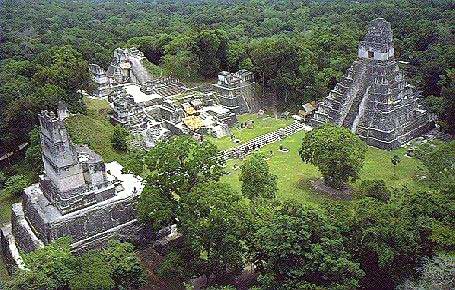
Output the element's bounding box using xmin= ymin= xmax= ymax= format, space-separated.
xmin=0 ymin=0 xmax=454 ymax=288
xmin=6 ymin=238 xmax=147 ymax=290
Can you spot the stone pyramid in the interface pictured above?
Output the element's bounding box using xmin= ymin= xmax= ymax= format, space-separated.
xmin=311 ymin=18 xmax=432 ymax=149
xmin=1 ymin=108 xmax=144 ymax=271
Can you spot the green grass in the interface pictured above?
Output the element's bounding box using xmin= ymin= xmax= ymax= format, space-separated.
xmin=0 ymin=193 xmax=20 ymax=226
xmin=66 ymin=98 xmax=130 ymax=166
xmin=0 ymin=192 xmax=20 ymax=282
xmin=221 ymin=130 xmax=423 ymax=205
xmin=207 ymin=114 xmax=293 ymax=150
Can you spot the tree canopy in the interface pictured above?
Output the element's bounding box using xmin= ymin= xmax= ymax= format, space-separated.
xmin=299 ymin=123 xmax=367 ymax=189
xmin=254 ymin=201 xmax=364 ymax=289
xmin=240 ymin=153 xmax=277 ymax=200
xmin=1 ymin=0 xmax=454 ymax=153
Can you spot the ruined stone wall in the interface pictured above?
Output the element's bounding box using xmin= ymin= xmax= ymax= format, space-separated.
xmin=21 ymin=187 xmax=140 ymax=251
xmin=48 ymin=195 xmax=139 ymax=245
xmin=42 ymin=157 xmax=86 ymax=194
xmin=11 ymin=204 xmax=43 ymax=253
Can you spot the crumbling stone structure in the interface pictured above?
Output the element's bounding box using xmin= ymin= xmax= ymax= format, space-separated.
xmin=1 ymin=109 xmax=144 ymax=271
xmin=106 ymin=47 xmax=152 ymax=85
xmin=311 ymin=18 xmax=432 ymax=149
xmin=110 ymin=79 xmax=242 ymax=149
xmin=89 ymin=48 xmax=258 ymax=148
xmin=212 ymin=70 xmax=258 ymax=114
xmin=89 ymin=64 xmax=111 ymax=98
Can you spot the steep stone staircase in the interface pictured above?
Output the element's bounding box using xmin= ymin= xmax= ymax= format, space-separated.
xmin=221 ymin=122 xmax=312 ymax=160
xmin=129 ymin=56 xmax=152 ymax=84
xmin=342 ymin=72 xmax=370 ymax=129
xmin=339 ymin=62 xmax=369 ymax=127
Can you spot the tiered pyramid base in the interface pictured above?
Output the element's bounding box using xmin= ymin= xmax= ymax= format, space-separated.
xmin=0 ymin=162 xmax=144 ymax=273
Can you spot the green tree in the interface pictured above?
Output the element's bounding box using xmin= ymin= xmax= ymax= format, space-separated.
xmin=2 ymin=175 xmax=28 ymax=197
xmin=8 ymin=239 xmax=145 ymax=290
xmin=346 ymin=196 xmax=421 ymax=289
xmin=71 ymin=251 xmax=114 ymax=290
xmin=194 ymin=29 xmax=228 ymax=77
xmin=299 ymin=124 xmax=367 ymax=189
xmin=177 ymin=181 xmax=251 ymax=286
xmin=255 ymin=201 xmax=363 ymax=289
xmin=144 ymin=136 xmax=223 ymax=198
xmin=103 ymin=240 xmax=147 ymax=289
xmin=123 ymin=148 xmax=145 ymax=176
xmin=7 ymin=268 xmax=56 ymax=290
xmin=416 ymin=140 xmax=455 ymax=192
xmin=111 ymin=125 xmax=129 ymax=152
xmin=139 ymin=136 xmax=223 ymax=229
xmin=163 ymin=35 xmax=199 ymax=80
xmin=137 ymin=186 xmax=175 ymax=230
xmin=33 ymin=45 xmax=93 ymax=113
xmin=249 ymin=36 xmax=304 ymax=105
xmin=25 ymin=126 xmax=43 ymax=179
xmin=8 ymin=237 xmax=77 ymax=290
xmin=239 ymin=153 xmax=277 ymax=200
xmin=403 ymin=189 xmax=455 ymax=253
xmin=358 ymin=179 xmax=390 ymax=202
xmin=127 ymin=33 xmax=173 ymax=64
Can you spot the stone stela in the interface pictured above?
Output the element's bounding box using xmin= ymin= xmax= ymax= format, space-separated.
xmin=311 ymin=18 xmax=432 ymax=149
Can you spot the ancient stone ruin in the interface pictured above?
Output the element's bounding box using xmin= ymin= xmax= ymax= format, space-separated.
xmin=89 ymin=64 xmax=111 ymax=98
xmin=311 ymin=18 xmax=432 ymax=149
xmin=109 ymin=80 xmax=240 ymax=149
xmin=88 ymin=47 xmax=259 ymax=149
xmin=107 ymin=47 xmax=153 ymax=85
xmin=0 ymin=108 xmax=144 ymax=270
xmin=89 ymin=47 xmax=153 ymax=98
xmin=212 ymin=70 xmax=258 ymax=114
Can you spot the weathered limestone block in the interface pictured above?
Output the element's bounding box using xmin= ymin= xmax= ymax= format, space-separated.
xmin=0 ymin=106 xmax=146 ymax=273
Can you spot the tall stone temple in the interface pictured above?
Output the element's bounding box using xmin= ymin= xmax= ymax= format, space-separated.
xmin=311 ymin=18 xmax=432 ymax=149
xmin=1 ymin=108 xmax=144 ymax=271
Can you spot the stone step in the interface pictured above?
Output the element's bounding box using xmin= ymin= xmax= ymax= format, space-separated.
xmin=11 ymin=203 xmax=44 ymax=253
xmin=0 ymin=224 xmax=26 ymax=272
